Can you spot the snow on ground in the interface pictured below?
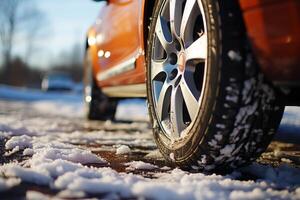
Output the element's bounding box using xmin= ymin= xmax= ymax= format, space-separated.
xmin=0 ymin=177 xmax=20 ymax=192
xmin=125 ymin=161 xmax=158 ymax=170
xmin=1 ymin=141 xmax=300 ymax=200
xmin=116 ymin=99 xmax=149 ymax=121
xmin=116 ymin=145 xmax=131 ymax=155
xmin=30 ymin=100 xmax=84 ymax=118
xmin=1 ymin=85 xmax=300 ymax=199
xmin=0 ymin=84 xmax=149 ymax=121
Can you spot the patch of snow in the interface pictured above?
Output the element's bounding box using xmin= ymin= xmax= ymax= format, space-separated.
xmin=57 ymin=189 xmax=86 ymax=199
xmin=229 ymin=78 xmax=236 ymax=82
xmin=215 ymin=133 xmax=223 ymax=141
xmin=1 ymin=135 xmax=107 ymax=187
xmin=228 ymin=50 xmax=242 ymax=62
xmin=242 ymin=78 xmax=255 ymax=104
xmin=208 ymin=139 xmax=218 ymax=147
xmin=26 ymin=191 xmax=51 ymax=200
xmin=161 ymin=166 xmax=171 ymax=171
xmin=226 ymin=95 xmax=238 ymax=103
xmin=234 ymin=102 xmax=258 ymax=127
xmin=30 ymin=140 xmax=107 ymax=165
xmin=48 ymin=166 xmax=300 ymax=200
xmin=224 ymin=103 xmax=230 ymax=108
xmin=220 ymin=144 xmax=236 ymax=157
xmin=5 ymin=135 xmax=32 ymax=150
xmin=216 ymin=124 xmax=226 ymax=129
xmin=23 ymin=148 xmax=34 ymax=156
xmin=4 ymin=146 xmax=20 ymax=156
xmin=54 ymin=168 xmax=134 ymax=197
xmin=222 ymin=115 xmax=228 ymax=119
xmin=229 ymin=188 xmax=268 ymax=200
xmin=125 ymin=161 xmax=158 ymax=170
xmin=116 ymin=145 xmax=131 ymax=155
xmin=198 ymin=155 xmax=207 ymax=165
xmin=0 ymin=177 xmax=20 ymax=192
xmin=2 ymin=164 xmax=52 ymax=185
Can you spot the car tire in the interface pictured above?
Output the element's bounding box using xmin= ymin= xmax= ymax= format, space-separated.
xmin=84 ymin=48 xmax=118 ymax=121
xmin=146 ymin=0 xmax=284 ymax=172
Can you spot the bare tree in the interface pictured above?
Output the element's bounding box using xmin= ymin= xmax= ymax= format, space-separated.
xmin=21 ymin=3 xmax=47 ymax=63
xmin=0 ymin=0 xmax=20 ymax=69
xmin=51 ymin=42 xmax=84 ymax=82
xmin=0 ymin=0 xmax=46 ymax=83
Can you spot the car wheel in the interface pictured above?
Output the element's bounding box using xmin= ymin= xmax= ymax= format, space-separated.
xmin=146 ymin=0 xmax=284 ymax=172
xmin=84 ymin=48 xmax=118 ymax=121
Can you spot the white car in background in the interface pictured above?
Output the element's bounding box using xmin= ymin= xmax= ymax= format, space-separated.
xmin=41 ymin=73 xmax=74 ymax=92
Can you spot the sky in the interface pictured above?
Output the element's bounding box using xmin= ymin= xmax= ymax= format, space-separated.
xmin=14 ymin=0 xmax=105 ymax=69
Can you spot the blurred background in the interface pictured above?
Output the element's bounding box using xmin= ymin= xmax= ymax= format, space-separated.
xmin=0 ymin=0 xmax=103 ymax=89
xmin=1 ymin=0 xmax=300 ymax=136
xmin=0 ymin=0 xmax=148 ymax=122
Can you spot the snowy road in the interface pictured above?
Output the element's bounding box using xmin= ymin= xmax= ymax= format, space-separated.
xmin=0 ymin=87 xmax=300 ymax=199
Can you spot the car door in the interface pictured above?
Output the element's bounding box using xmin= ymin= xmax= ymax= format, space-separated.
xmin=95 ymin=0 xmax=145 ymax=88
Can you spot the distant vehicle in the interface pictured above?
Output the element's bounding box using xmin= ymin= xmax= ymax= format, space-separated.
xmin=41 ymin=73 xmax=74 ymax=91
xmin=84 ymin=0 xmax=300 ymax=172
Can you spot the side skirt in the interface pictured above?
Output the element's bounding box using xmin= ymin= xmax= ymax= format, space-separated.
xmin=102 ymin=84 xmax=146 ymax=98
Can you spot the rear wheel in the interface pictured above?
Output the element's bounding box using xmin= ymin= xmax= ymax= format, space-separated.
xmin=146 ymin=0 xmax=284 ymax=172
xmin=84 ymin=49 xmax=117 ymax=121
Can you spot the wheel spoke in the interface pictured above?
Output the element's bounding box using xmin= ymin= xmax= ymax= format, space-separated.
xmin=151 ymin=60 xmax=176 ymax=80
xmin=151 ymin=60 xmax=165 ymax=79
xmin=169 ymin=0 xmax=182 ymax=38
xmin=156 ymin=82 xmax=171 ymax=120
xmin=185 ymin=33 xmax=207 ymax=61
xmin=155 ymin=16 xmax=172 ymax=51
xmin=180 ymin=76 xmax=199 ymax=120
xmin=180 ymin=0 xmax=196 ymax=41
xmin=170 ymin=87 xmax=184 ymax=137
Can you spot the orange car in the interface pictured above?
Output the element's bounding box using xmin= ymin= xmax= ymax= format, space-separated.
xmin=84 ymin=0 xmax=300 ymax=171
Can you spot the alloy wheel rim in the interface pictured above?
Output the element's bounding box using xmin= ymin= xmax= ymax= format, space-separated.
xmin=151 ymin=0 xmax=208 ymax=141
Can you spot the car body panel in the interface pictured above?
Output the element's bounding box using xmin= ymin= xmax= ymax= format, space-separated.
xmin=89 ymin=0 xmax=146 ymax=90
xmin=239 ymin=0 xmax=300 ymax=84
xmin=86 ymin=0 xmax=300 ymax=98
